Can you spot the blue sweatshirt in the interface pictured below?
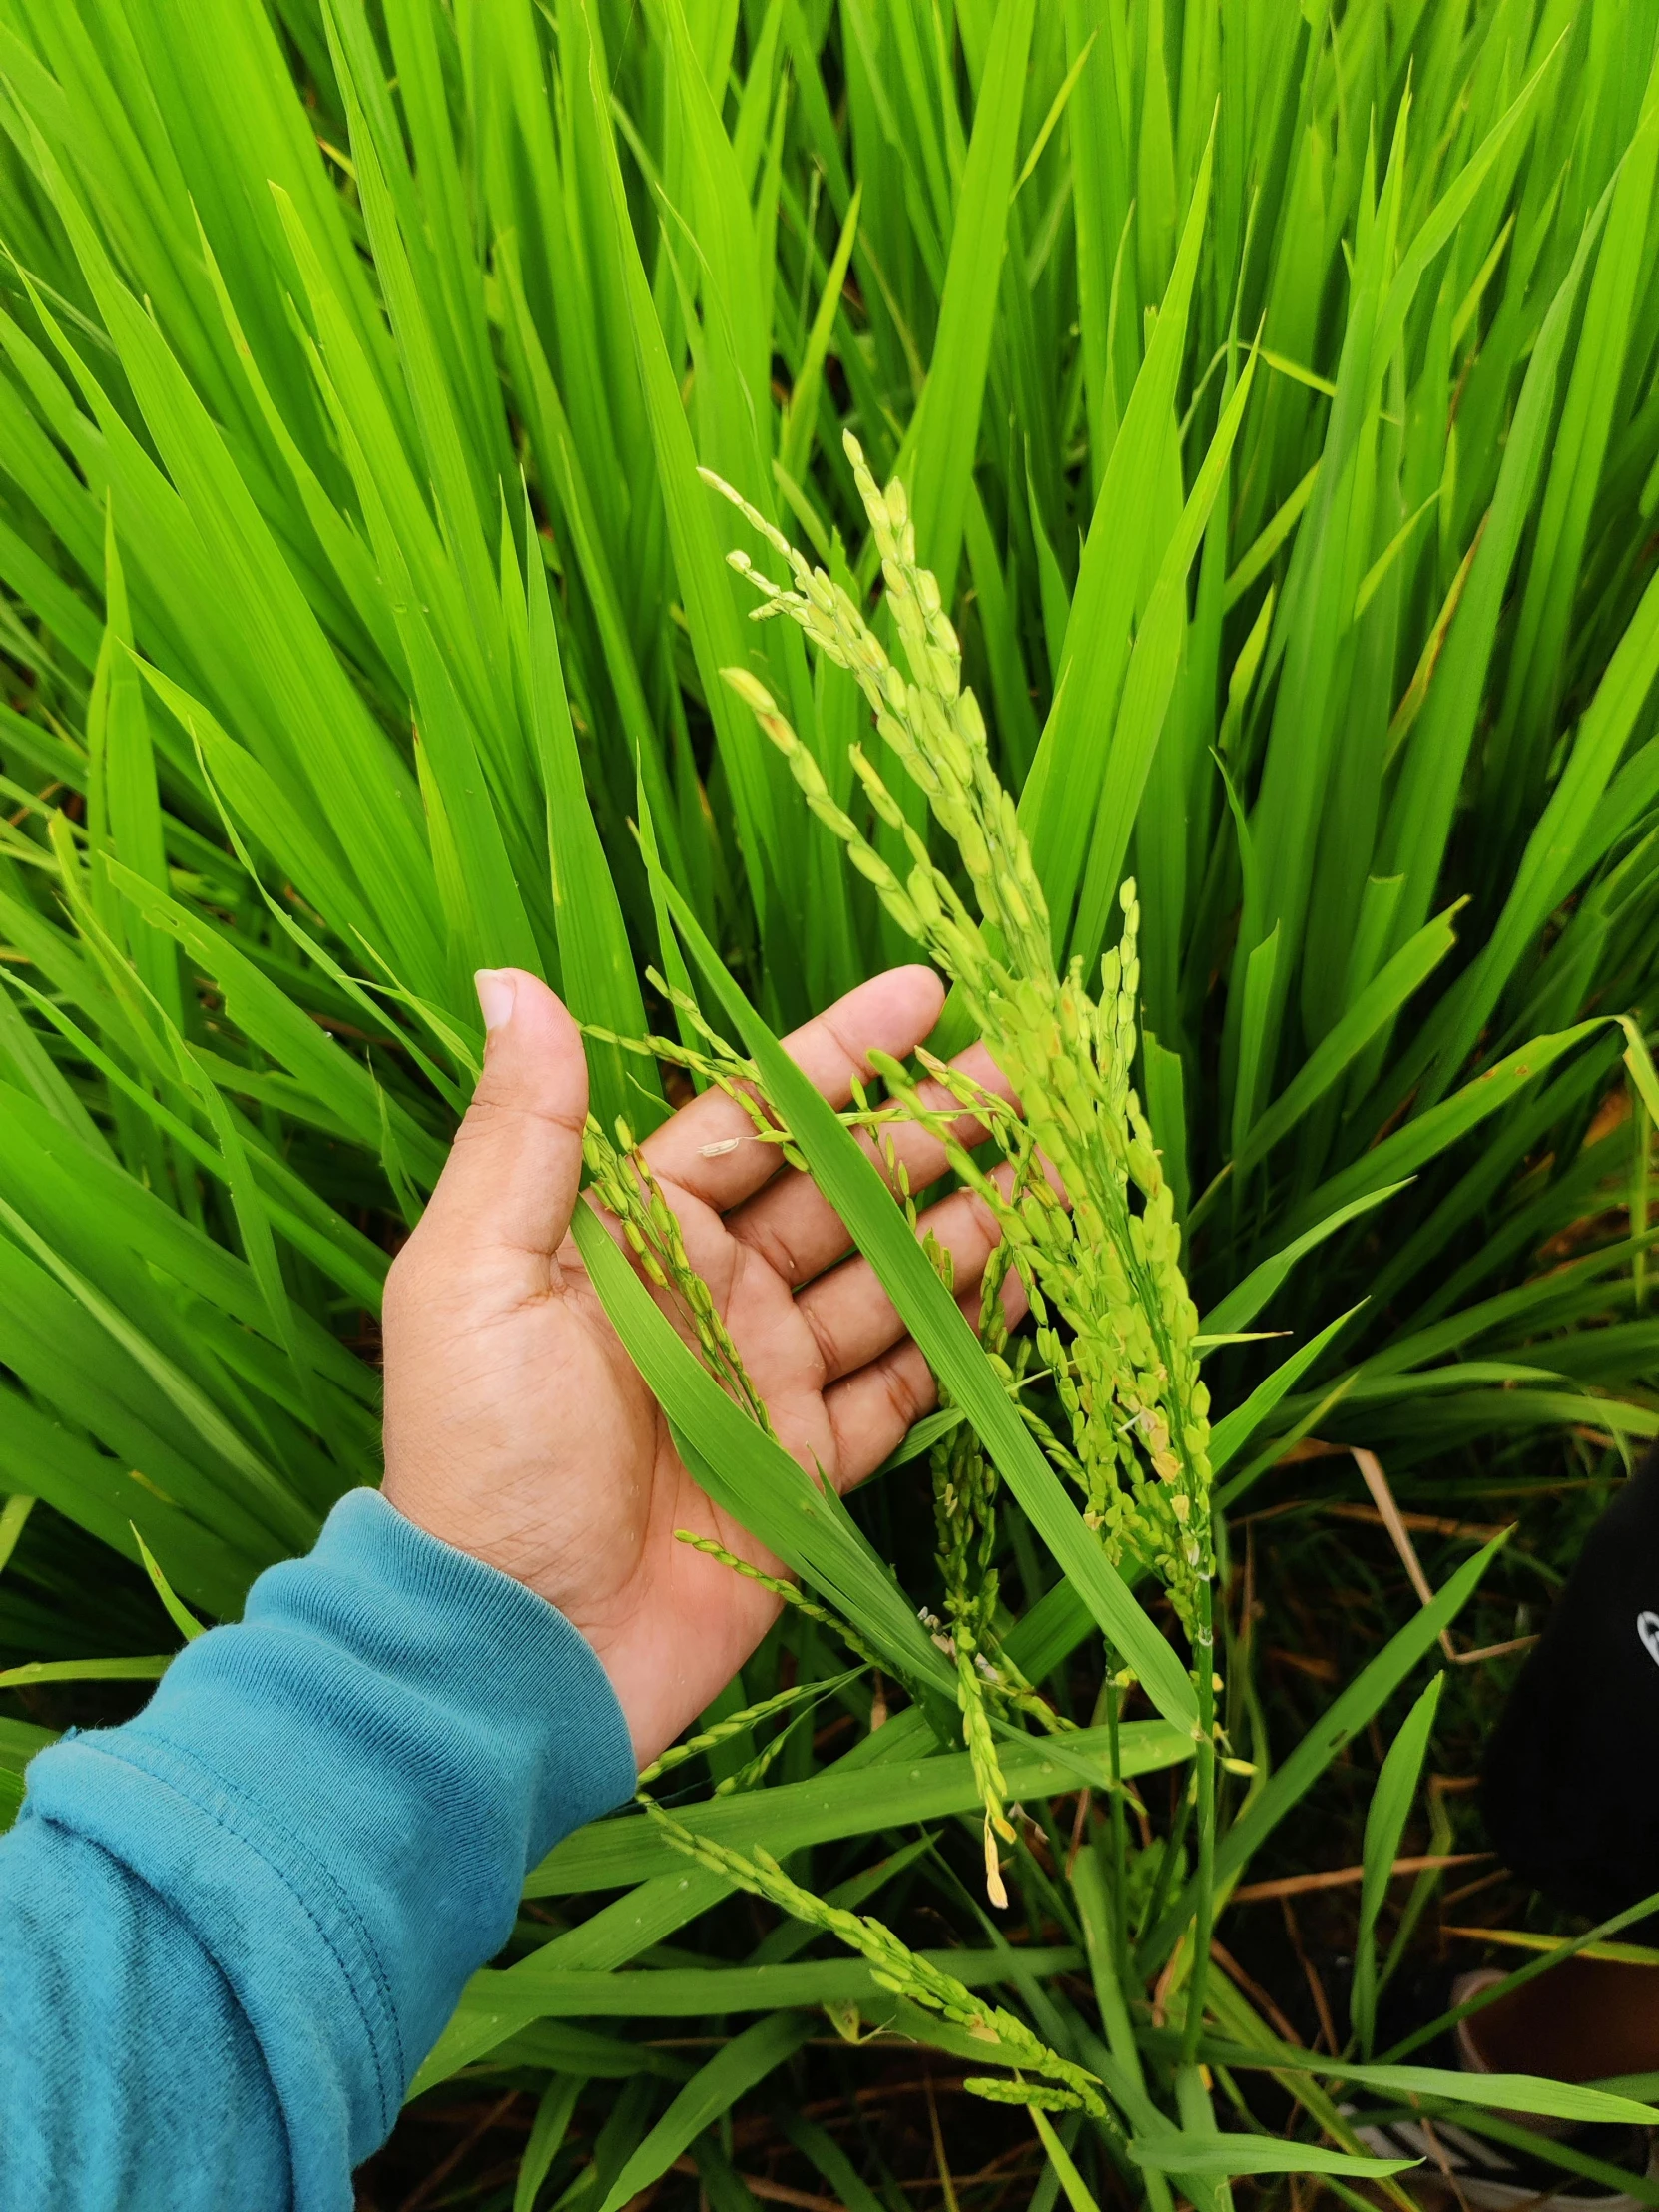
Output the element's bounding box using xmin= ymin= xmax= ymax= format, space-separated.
xmin=0 ymin=1489 xmax=637 ymax=2211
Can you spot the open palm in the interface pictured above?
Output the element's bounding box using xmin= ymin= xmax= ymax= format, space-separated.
xmin=381 ymin=966 xmax=1017 ymax=1765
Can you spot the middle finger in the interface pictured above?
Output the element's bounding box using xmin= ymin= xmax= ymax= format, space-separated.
xmin=723 ymin=1041 xmax=1016 ymax=1291
xmin=795 ymin=1172 xmax=1014 ymax=1386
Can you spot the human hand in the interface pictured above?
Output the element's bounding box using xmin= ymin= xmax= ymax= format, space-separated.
xmin=381 ymin=967 xmax=1021 ymax=1765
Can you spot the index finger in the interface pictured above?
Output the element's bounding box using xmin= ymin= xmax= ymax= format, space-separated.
xmin=640 ymin=965 xmax=945 ymax=1210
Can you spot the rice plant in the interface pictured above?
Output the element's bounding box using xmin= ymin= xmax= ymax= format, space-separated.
xmin=1 ymin=0 xmax=1658 ymax=2199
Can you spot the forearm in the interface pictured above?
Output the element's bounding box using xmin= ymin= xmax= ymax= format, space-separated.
xmin=1 ymin=1815 xmax=292 ymax=2208
xmin=0 ymin=1489 xmax=635 ymax=2212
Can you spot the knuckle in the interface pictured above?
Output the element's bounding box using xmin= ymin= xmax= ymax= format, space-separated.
xmin=880 ymin=1356 xmax=930 ymax=1431
xmin=963 ymin=1189 xmax=1003 ymax=1248
xmin=795 ymin=1296 xmax=838 ymax=1382
xmin=461 ymin=1086 xmax=586 ymax=1141
xmin=732 ymin=1209 xmax=808 ymax=1286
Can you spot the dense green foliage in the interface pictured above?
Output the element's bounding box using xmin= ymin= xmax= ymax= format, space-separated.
xmin=1 ymin=0 xmax=1658 ymax=2199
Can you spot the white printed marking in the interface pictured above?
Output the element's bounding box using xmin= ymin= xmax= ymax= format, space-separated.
xmin=1638 ymin=1611 xmax=1659 ymax=1669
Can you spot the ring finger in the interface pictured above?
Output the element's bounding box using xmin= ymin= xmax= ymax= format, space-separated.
xmin=795 ymin=1169 xmax=1017 ymax=1387
xmin=723 ymin=1040 xmax=1016 ymax=1292
xmin=823 ymin=1266 xmax=1032 ymax=1493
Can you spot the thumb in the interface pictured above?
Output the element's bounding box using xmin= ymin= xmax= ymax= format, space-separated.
xmin=417 ymin=969 xmax=589 ymax=1261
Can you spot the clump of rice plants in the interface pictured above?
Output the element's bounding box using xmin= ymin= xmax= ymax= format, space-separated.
xmin=1 ymin=0 xmax=1659 ymax=2199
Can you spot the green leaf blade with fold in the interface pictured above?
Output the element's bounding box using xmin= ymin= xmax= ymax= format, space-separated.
xmin=895 ymin=0 xmax=1036 ymax=606
xmin=595 ymin=2013 xmax=818 ymax=2212
xmin=648 ymin=870 xmax=1200 ymax=1733
xmin=516 ymin=499 xmax=662 ymax=1134
xmin=570 ymin=1204 xmax=952 ymax=1696
xmin=1352 ymin=1673 xmax=1444 ymax=2056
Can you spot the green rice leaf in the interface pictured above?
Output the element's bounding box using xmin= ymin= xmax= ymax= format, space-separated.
xmin=1352 ymin=1674 xmax=1443 ymax=2056
xmin=1142 ymin=1536 xmax=1505 ymax=1968
xmin=595 ymin=2013 xmax=818 ymax=2212
xmin=1130 ymin=2138 xmax=1413 ymax=2180
xmin=532 ymin=1714 xmax=1192 ymax=1896
xmin=571 ymin=1205 xmax=951 ymax=1693
xmin=652 ymin=874 xmax=1200 ymax=1731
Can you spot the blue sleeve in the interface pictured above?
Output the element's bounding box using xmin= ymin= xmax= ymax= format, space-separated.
xmin=0 ymin=1488 xmax=637 ymax=2212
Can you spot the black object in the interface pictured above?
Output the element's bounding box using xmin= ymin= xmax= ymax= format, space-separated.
xmin=1483 ymin=1442 xmax=1659 ymax=1933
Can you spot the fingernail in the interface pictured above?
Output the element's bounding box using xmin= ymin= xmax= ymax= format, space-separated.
xmin=474 ymin=969 xmax=517 ymax=1033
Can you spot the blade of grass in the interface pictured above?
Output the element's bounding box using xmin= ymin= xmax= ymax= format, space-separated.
xmin=1352 ymin=1674 xmax=1443 ymax=2056
xmin=652 ymin=871 xmax=1200 ymax=1731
